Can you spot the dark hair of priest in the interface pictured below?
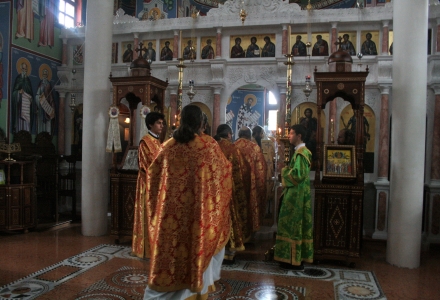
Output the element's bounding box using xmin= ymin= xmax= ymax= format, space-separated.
xmin=145 ymin=111 xmax=165 ymax=130
xmin=214 ymin=124 xmax=232 ymax=141
xmin=291 ymin=124 xmax=306 ymax=141
xmin=173 ymin=105 xmax=203 ymax=143
xmin=252 ymin=125 xmax=264 ymax=148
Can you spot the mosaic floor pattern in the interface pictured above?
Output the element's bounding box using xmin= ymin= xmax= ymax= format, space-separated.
xmin=0 ymin=244 xmax=386 ymax=300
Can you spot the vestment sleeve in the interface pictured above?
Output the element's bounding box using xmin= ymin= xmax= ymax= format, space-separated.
xmin=281 ymin=153 xmax=310 ymax=188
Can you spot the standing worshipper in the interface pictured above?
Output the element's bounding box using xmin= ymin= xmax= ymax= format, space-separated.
xmin=253 ymin=125 xmax=276 ymax=222
xmin=215 ymin=124 xmax=251 ymax=264
xmin=274 ymin=124 xmax=313 ymax=271
xmin=235 ymin=126 xmax=267 ymax=233
xmin=143 ymin=105 xmax=232 ymax=299
xmin=132 ymin=112 xmax=165 ymax=259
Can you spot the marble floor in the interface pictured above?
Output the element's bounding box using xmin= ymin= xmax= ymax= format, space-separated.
xmin=0 ymin=222 xmax=439 ymax=299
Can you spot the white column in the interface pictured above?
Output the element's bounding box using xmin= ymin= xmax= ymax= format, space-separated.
xmin=386 ymin=0 xmax=429 ymax=268
xmin=81 ymin=0 xmax=113 ymax=236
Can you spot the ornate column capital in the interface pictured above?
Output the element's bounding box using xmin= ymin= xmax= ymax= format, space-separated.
xmin=282 ymin=24 xmax=289 ymax=30
xmin=216 ymin=27 xmax=222 ymax=34
xmin=382 ymin=20 xmax=390 ymax=27
xmin=133 ymin=32 xmax=139 ymax=39
xmin=331 ymin=22 xmax=338 ymax=29
xmin=429 ymin=84 xmax=440 ymax=95
xmin=278 ymin=86 xmax=287 ymax=94
xmin=379 ymin=85 xmax=391 ymax=95
xmin=174 ymin=29 xmax=179 ymax=36
xmin=212 ymin=86 xmax=223 ymax=94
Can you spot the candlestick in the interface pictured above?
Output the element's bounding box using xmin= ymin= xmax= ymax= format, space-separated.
xmin=179 ymin=30 xmax=182 ymax=58
xmin=330 ymin=118 xmax=334 ymax=144
xmin=287 ymin=25 xmax=291 ymax=51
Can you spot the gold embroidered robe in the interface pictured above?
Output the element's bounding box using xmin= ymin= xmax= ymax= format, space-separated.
xmin=234 ymin=138 xmax=267 ymax=230
xmin=146 ymin=134 xmax=232 ymax=293
xmin=217 ymin=138 xmax=250 ymax=251
xmin=132 ymin=133 xmax=162 ymax=259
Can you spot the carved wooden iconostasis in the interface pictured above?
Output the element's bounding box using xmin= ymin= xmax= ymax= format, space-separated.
xmin=109 ymin=71 xmax=168 ymax=243
xmin=313 ymin=69 xmax=369 ymax=267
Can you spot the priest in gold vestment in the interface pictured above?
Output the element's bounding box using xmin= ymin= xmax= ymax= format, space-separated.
xmin=214 ymin=124 xmax=251 ymax=263
xmin=132 ymin=112 xmax=165 ymax=259
xmin=234 ymin=127 xmax=267 ymax=233
xmin=143 ymin=105 xmax=232 ymax=300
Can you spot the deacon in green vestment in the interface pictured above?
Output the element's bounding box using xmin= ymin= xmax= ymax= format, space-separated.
xmin=274 ymin=124 xmax=313 ymax=270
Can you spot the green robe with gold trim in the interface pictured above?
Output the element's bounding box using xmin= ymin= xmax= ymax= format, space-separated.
xmin=274 ymin=146 xmax=313 ymax=266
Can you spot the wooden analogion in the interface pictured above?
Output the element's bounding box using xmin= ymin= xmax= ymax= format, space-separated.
xmin=312 ymin=45 xmax=369 ymax=267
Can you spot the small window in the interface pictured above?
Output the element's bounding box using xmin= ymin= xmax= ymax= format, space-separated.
xmin=59 ymin=0 xmax=76 ymax=28
xmin=268 ymin=110 xmax=278 ymax=131
xmin=268 ymin=91 xmax=277 ymax=105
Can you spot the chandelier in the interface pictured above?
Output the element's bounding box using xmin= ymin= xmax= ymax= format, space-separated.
xmin=239 ymin=0 xmax=247 ymax=25
xmin=187 ymin=80 xmax=197 ymax=102
xmin=303 ymin=75 xmax=312 ymax=100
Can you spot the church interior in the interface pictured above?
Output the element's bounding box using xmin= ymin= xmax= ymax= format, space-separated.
xmin=1 ymin=0 xmax=440 ymax=299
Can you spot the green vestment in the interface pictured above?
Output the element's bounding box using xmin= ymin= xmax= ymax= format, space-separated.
xmin=274 ymin=146 xmax=313 ymax=265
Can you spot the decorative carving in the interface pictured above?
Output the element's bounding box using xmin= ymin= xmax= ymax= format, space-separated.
xmin=244 ymin=68 xmax=257 ymax=83
xmin=57 ymin=70 xmax=69 ymax=86
xmin=113 ymin=8 xmax=138 ymax=24
xmin=260 ymin=66 xmax=276 ymax=87
xmin=211 ymin=63 xmax=224 ymax=82
xmin=365 ymin=89 xmax=380 ymax=112
xmin=228 ymin=67 xmax=243 ymax=85
xmin=378 ymin=60 xmax=393 ymax=81
xmin=208 ymin=0 xmax=300 ymax=17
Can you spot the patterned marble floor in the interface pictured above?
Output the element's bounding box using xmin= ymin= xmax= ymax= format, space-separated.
xmin=0 ymin=244 xmax=385 ymax=299
xmin=0 ymin=224 xmax=439 ymax=299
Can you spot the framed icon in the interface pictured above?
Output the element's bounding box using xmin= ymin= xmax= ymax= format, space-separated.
xmin=323 ymin=144 xmax=356 ymax=178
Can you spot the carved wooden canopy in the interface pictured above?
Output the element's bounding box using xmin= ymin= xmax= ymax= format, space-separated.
xmin=313 ymin=71 xmax=369 ymax=185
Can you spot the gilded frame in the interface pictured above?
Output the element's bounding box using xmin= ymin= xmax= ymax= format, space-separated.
xmin=323 ymin=144 xmax=356 ymax=178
